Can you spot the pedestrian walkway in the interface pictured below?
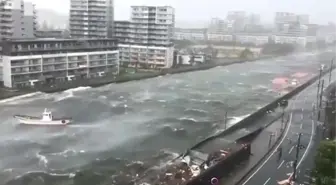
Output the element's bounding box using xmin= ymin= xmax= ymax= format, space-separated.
xmin=220 ymin=119 xmax=286 ymax=185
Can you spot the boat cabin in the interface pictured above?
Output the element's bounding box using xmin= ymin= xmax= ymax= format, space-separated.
xmin=42 ymin=109 xmax=53 ymax=121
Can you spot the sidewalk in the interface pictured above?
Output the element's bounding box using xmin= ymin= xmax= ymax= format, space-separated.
xmin=221 ymin=118 xmax=286 ymax=185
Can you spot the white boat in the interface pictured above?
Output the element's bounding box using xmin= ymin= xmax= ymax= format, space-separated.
xmin=14 ymin=109 xmax=72 ymax=125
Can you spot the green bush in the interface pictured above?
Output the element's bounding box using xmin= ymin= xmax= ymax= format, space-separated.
xmin=312 ymin=140 xmax=336 ymax=185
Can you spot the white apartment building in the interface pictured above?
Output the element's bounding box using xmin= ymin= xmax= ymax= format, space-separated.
xmin=235 ymin=34 xmax=269 ymax=46
xmin=0 ymin=0 xmax=37 ymax=39
xmin=174 ymin=28 xmax=206 ymax=40
xmin=207 ymin=34 xmax=233 ymax=42
xmin=119 ymin=44 xmax=173 ymax=68
xmin=0 ymin=38 xmax=119 ymax=88
xmin=69 ymin=0 xmax=114 ymax=38
xmin=271 ymin=35 xmax=307 ymax=47
xmin=115 ymin=6 xmax=175 ymax=69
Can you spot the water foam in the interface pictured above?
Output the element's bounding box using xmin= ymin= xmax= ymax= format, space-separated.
xmin=0 ymin=92 xmax=43 ymax=104
xmin=53 ymin=86 xmax=91 ymax=102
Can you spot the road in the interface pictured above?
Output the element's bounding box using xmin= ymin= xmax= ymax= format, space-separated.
xmin=240 ymin=68 xmax=335 ymax=185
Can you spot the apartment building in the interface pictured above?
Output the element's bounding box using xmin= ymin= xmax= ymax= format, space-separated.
xmin=208 ymin=18 xmax=228 ymax=34
xmin=69 ymin=0 xmax=114 ymax=38
xmin=115 ymin=6 xmax=175 ymax=69
xmin=0 ymin=0 xmax=37 ymax=39
xmin=271 ymin=35 xmax=307 ymax=46
xmin=0 ymin=38 xmax=119 ymax=88
xmin=23 ymin=1 xmax=37 ymax=38
xmin=174 ymin=28 xmax=206 ymax=41
xmin=36 ymin=30 xmax=67 ymax=38
xmin=274 ymin=12 xmax=297 ymax=24
xmin=235 ymin=34 xmax=269 ymax=46
xmin=207 ymin=34 xmax=233 ymax=42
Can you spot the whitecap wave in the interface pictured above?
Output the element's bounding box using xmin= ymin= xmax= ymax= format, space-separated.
xmin=227 ymin=114 xmax=251 ymax=125
xmin=53 ymin=86 xmax=91 ymax=102
xmin=36 ymin=152 xmax=48 ymax=168
xmin=0 ymin=92 xmax=43 ymax=104
xmin=63 ymin=86 xmax=91 ymax=93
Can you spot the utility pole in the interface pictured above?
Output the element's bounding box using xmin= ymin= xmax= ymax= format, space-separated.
xmin=281 ymin=107 xmax=285 ymax=131
xmin=316 ymin=68 xmax=322 ymax=107
xmin=224 ymin=111 xmax=228 ymax=130
xmin=293 ymin=133 xmax=302 ymax=181
xmin=329 ymin=58 xmax=334 ymax=84
xmin=318 ymin=79 xmax=325 ymax=120
xmin=319 ymin=80 xmax=325 ymax=108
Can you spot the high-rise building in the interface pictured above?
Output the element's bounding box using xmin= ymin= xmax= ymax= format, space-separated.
xmin=0 ymin=0 xmax=37 ymax=39
xmin=226 ymin=11 xmax=247 ymax=32
xmin=296 ymin=14 xmax=309 ymax=25
xmin=115 ymin=6 xmax=175 ymax=69
xmin=23 ymin=2 xmax=37 ymax=38
xmin=274 ymin=12 xmax=297 ymax=24
xmin=69 ymin=0 xmax=114 ymax=38
xmin=208 ymin=18 xmax=228 ymax=34
xmin=248 ymin=14 xmax=260 ymax=25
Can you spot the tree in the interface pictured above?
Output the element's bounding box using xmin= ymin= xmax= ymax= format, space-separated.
xmin=240 ymin=48 xmax=253 ymax=59
xmin=312 ymin=140 xmax=335 ymax=185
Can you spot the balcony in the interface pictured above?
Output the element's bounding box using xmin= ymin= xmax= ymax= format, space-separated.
xmin=11 ymin=68 xmax=41 ymax=75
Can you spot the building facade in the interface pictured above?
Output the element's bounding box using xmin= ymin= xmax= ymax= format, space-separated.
xmin=0 ymin=0 xmax=37 ymax=39
xmin=36 ymin=30 xmax=69 ymax=38
xmin=207 ymin=34 xmax=233 ymax=42
xmin=271 ymin=35 xmax=307 ymax=46
xmin=0 ymin=38 xmax=119 ymax=88
xmin=69 ymin=0 xmax=114 ymax=38
xmin=23 ymin=1 xmax=37 ymax=38
xmin=115 ymin=6 xmax=175 ymax=69
xmin=174 ymin=28 xmax=206 ymax=40
xmin=235 ymin=34 xmax=269 ymax=46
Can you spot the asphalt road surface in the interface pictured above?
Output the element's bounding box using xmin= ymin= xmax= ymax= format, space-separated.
xmin=240 ymin=68 xmax=335 ymax=185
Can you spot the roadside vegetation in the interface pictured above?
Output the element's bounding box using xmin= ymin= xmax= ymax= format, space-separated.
xmin=312 ymin=140 xmax=336 ymax=185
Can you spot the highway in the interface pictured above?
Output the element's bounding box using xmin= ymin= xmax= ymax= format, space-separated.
xmin=240 ymin=68 xmax=335 ymax=185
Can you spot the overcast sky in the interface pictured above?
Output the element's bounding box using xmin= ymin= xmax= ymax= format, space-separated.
xmin=28 ymin=0 xmax=336 ymax=24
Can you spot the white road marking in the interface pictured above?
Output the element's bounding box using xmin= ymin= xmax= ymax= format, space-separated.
xmin=289 ymin=146 xmax=294 ymax=154
xmin=242 ymin=92 xmax=304 ymax=184
xmin=300 ymin=123 xmax=303 ymax=129
xmin=301 ymin=114 xmax=304 ymax=120
xmin=297 ymin=121 xmax=314 ymax=168
xmin=289 ymin=120 xmax=315 ymax=179
xmin=242 ymin=77 xmax=319 ymax=185
xmin=277 ymin=160 xmax=285 ymax=169
xmin=263 ymin=178 xmax=271 ymax=185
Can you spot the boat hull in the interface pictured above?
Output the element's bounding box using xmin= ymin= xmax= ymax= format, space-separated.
xmin=13 ymin=115 xmax=72 ymax=125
